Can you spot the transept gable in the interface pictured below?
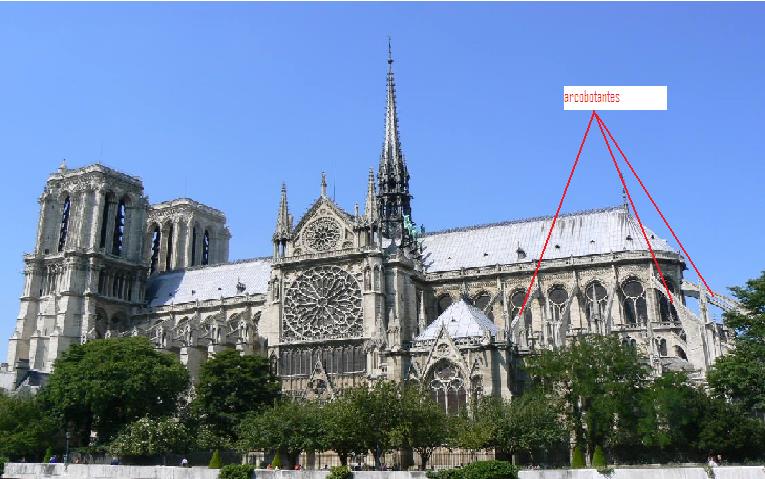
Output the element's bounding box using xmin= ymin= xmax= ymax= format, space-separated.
xmin=291 ymin=196 xmax=355 ymax=255
xmin=422 ymin=324 xmax=471 ymax=382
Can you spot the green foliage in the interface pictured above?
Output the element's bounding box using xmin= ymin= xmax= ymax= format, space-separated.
xmin=426 ymin=461 xmax=518 ymax=479
xmin=637 ymin=372 xmax=706 ymax=453
xmin=42 ymin=337 xmax=189 ymax=445
xmin=344 ymin=381 xmax=402 ymax=467
xmin=0 ymin=455 xmax=8 ymax=475
xmin=571 ymin=446 xmax=585 ymax=469
xmin=495 ymin=390 xmax=566 ymax=459
xmin=390 ymin=385 xmax=451 ymax=469
xmin=696 ymin=397 xmax=765 ymax=462
xmin=327 ymin=465 xmax=353 ymax=479
xmin=591 ymin=445 xmax=606 ymax=468
xmin=43 ymin=446 xmax=52 ymax=463
xmin=208 ymin=449 xmax=222 ymax=469
xmin=0 ymin=392 xmax=58 ymax=459
xmin=526 ymin=335 xmax=648 ymax=454
xmin=219 ymin=464 xmax=255 ymax=479
xmin=193 ymin=349 xmax=280 ymax=447
xmin=321 ymin=393 xmax=367 ymax=465
xmin=107 ymin=416 xmax=190 ymax=456
xmin=238 ymin=400 xmax=323 ymax=468
xmin=270 ymin=452 xmax=282 ymax=469
xmin=708 ymin=271 xmax=765 ymax=413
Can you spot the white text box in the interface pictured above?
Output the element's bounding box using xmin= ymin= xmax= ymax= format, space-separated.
xmin=563 ymin=86 xmax=667 ymax=110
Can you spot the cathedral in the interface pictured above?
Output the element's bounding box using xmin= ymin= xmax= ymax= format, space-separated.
xmin=0 ymin=52 xmax=736 ymax=409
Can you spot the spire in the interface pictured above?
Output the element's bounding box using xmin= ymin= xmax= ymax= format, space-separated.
xmin=320 ymin=172 xmax=327 ymax=197
xmin=377 ymin=39 xmax=413 ymax=243
xmin=274 ymin=182 xmax=291 ymax=238
xmin=378 ymin=39 xmax=408 ymax=194
xmin=365 ymin=168 xmax=378 ymax=221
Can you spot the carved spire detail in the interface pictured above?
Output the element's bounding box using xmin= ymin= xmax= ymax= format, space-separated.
xmin=274 ymin=182 xmax=291 ymax=239
xmin=365 ymin=168 xmax=378 ymax=222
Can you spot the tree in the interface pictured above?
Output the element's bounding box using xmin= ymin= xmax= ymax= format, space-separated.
xmin=696 ymin=397 xmax=765 ymax=462
xmin=391 ymin=385 xmax=450 ymax=470
xmin=636 ymin=372 xmax=706 ymax=460
xmin=450 ymin=398 xmax=501 ymax=451
xmin=108 ymin=416 xmax=191 ymax=457
xmin=346 ymin=381 xmax=402 ymax=468
xmin=42 ymin=337 xmax=189 ymax=446
xmin=0 ymin=392 xmax=58 ymax=460
xmin=708 ymin=271 xmax=765 ymax=413
xmin=494 ymin=390 xmax=566 ymax=462
xmin=321 ymin=393 xmax=367 ymax=465
xmin=525 ymin=335 xmax=648 ymax=460
xmin=238 ymin=400 xmax=324 ymax=468
xmin=192 ymin=349 xmax=281 ymax=447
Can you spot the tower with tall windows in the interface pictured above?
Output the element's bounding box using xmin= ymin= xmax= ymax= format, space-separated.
xmin=5 ymin=164 xmax=149 ymax=384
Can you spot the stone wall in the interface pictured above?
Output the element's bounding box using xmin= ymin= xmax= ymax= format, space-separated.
xmin=4 ymin=465 xmax=765 ymax=479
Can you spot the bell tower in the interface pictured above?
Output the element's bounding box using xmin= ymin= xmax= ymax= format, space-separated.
xmin=5 ymin=163 xmax=149 ymax=384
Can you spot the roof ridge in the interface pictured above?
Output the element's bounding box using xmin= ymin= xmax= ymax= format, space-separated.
xmin=422 ymin=205 xmax=627 ymax=236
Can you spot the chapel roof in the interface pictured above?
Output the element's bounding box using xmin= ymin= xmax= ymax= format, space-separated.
xmin=415 ymin=299 xmax=498 ymax=342
xmin=420 ymin=205 xmax=676 ymax=273
xmin=145 ymin=257 xmax=272 ymax=308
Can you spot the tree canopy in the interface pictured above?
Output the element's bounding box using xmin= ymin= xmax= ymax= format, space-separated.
xmin=192 ymin=349 xmax=281 ymax=447
xmin=708 ymin=270 xmax=765 ymax=413
xmin=0 ymin=392 xmax=58 ymax=460
xmin=42 ymin=337 xmax=189 ymax=445
xmin=525 ymin=335 xmax=648 ymax=457
xmin=238 ymin=399 xmax=324 ymax=468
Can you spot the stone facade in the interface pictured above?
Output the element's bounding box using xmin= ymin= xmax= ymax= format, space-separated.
xmin=1 ymin=53 xmax=736 ymax=405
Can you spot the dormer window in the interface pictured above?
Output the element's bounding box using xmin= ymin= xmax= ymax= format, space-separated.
xmin=516 ymin=248 xmax=526 ymax=259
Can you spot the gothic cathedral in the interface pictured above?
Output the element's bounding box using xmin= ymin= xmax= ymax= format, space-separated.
xmin=1 ymin=52 xmax=735 ymax=410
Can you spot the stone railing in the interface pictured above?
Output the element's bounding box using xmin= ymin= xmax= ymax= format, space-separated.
xmin=3 ymin=464 xmax=765 ymax=479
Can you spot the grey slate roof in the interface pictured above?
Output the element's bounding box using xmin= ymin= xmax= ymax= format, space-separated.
xmin=416 ymin=299 xmax=498 ymax=341
xmin=145 ymin=258 xmax=272 ymax=307
xmin=143 ymin=206 xmax=676 ymax=307
xmin=420 ymin=206 xmax=675 ymax=273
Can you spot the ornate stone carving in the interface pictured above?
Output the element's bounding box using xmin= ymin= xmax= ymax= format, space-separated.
xmin=283 ymin=265 xmax=362 ymax=341
xmin=303 ymin=217 xmax=341 ymax=252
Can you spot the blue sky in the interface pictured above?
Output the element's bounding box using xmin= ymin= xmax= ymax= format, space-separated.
xmin=1 ymin=2 xmax=763 ymax=361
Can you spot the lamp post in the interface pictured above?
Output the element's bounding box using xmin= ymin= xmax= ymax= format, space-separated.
xmin=65 ymin=431 xmax=71 ymax=466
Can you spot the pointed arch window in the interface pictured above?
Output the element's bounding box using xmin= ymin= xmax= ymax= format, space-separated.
xmin=657 ymin=279 xmax=679 ymax=322
xmin=111 ymin=198 xmax=126 ymax=256
xmin=150 ymin=226 xmax=161 ymax=274
xmin=548 ymin=286 xmax=568 ymax=322
xmin=165 ymin=224 xmax=174 ymax=271
xmin=99 ymin=193 xmax=111 ymax=249
xmin=585 ymin=281 xmax=608 ymax=324
xmin=658 ymin=338 xmax=668 ymax=356
xmin=473 ymin=291 xmax=493 ymax=321
xmin=429 ymin=360 xmax=467 ymax=415
xmin=510 ymin=289 xmax=533 ymax=329
xmin=202 ymin=229 xmax=210 ymax=265
xmin=622 ymin=279 xmax=648 ymax=325
xmin=437 ymin=294 xmax=453 ymax=316
xmin=58 ymin=196 xmax=71 ymax=252
xmin=191 ymin=226 xmax=198 ymax=266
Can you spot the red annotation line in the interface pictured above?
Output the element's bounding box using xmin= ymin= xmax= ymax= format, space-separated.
xmin=516 ymin=111 xmax=596 ymax=318
xmin=593 ymin=113 xmax=674 ymax=304
xmin=517 ymin=111 xmax=713 ymax=317
xmin=596 ymin=117 xmax=715 ymax=297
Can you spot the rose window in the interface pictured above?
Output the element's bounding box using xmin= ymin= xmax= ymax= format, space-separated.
xmin=304 ymin=217 xmax=341 ymax=251
xmin=283 ymin=265 xmax=362 ymax=341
